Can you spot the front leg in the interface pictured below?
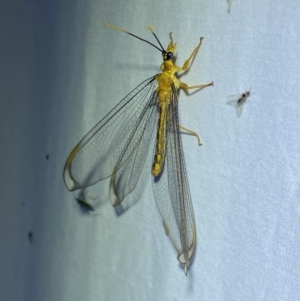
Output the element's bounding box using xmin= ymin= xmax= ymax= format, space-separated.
xmin=179 ymin=81 xmax=214 ymax=91
xmin=178 ymin=37 xmax=205 ymax=72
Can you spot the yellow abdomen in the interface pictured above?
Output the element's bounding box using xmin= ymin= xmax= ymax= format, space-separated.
xmin=151 ymin=74 xmax=175 ymax=176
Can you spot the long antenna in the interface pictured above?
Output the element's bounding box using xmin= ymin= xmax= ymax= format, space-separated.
xmin=105 ymin=22 xmax=164 ymax=53
xmin=147 ymin=26 xmax=165 ymax=52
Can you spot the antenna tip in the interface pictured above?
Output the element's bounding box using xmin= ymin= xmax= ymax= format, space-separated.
xmin=147 ymin=25 xmax=156 ymax=33
xmin=104 ymin=22 xmax=128 ymax=34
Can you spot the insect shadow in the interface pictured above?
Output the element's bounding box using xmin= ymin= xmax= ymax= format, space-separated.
xmin=113 ymin=164 xmax=150 ymax=217
xmin=73 ymin=189 xmax=101 ymax=216
xmin=113 ymin=194 xmax=140 ymax=216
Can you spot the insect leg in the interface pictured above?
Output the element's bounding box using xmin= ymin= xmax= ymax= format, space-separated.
xmin=168 ymin=120 xmax=202 ymax=145
xmin=178 ymin=124 xmax=202 ymax=146
xmin=179 ymin=81 xmax=214 ymax=91
xmin=180 ymin=37 xmax=205 ymax=71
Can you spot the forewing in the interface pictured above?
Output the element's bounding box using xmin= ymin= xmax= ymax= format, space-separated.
xmin=153 ymin=86 xmax=196 ymax=275
xmin=227 ymin=94 xmax=245 ymax=118
xmin=64 ymin=76 xmax=157 ymax=191
xmin=109 ymin=92 xmax=158 ymax=206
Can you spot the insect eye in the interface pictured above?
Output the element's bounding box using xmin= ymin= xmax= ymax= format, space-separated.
xmin=166 ymin=52 xmax=173 ymax=60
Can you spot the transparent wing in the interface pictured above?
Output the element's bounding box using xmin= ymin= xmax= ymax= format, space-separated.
xmin=153 ymin=86 xmax=196 ymax=275
xmin=109 ymin=92 xmax=158 ymax=206
xmin=227 ymin=93 xmax=242 ymax=102
xmin=64 ymin=76 xmax=157 ymax=191
xmin=227 ymin=94 xmax=246 ymax=118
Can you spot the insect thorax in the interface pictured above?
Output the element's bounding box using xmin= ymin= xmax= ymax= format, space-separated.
xmin=156 ymin=73 xmax=179 ymax=101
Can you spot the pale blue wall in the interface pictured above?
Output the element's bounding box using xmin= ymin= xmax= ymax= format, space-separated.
xmin=0 ymin=0 xmax=300 ymax=300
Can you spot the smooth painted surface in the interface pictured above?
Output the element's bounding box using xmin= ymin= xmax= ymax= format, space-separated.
xmin=1 ymin=0 xmax=300 ymax=300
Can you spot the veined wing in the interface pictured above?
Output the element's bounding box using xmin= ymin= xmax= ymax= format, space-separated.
xmin=109 ymin=92 xmax=158 ymax=206
xmin=153 ymin=86 xmax=196 ymax=275
xmin=64 ymin=76 xmax=157 ymax=191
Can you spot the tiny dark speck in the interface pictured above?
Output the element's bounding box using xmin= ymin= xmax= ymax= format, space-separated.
xmin=28 ymin=232 xmax=33 ymax=243
xmin=46 ymin=155 xmax=49 ymax=160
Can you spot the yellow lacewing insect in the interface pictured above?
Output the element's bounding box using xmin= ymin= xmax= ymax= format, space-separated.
xmin=227 ymin=89 xmax=251 ymax=117
xmin=63 ymin=23 xmax=213 ymax=275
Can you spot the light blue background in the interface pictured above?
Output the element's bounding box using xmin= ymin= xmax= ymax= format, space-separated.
xmin=1 ymin=0 xmax=300 ymax=300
